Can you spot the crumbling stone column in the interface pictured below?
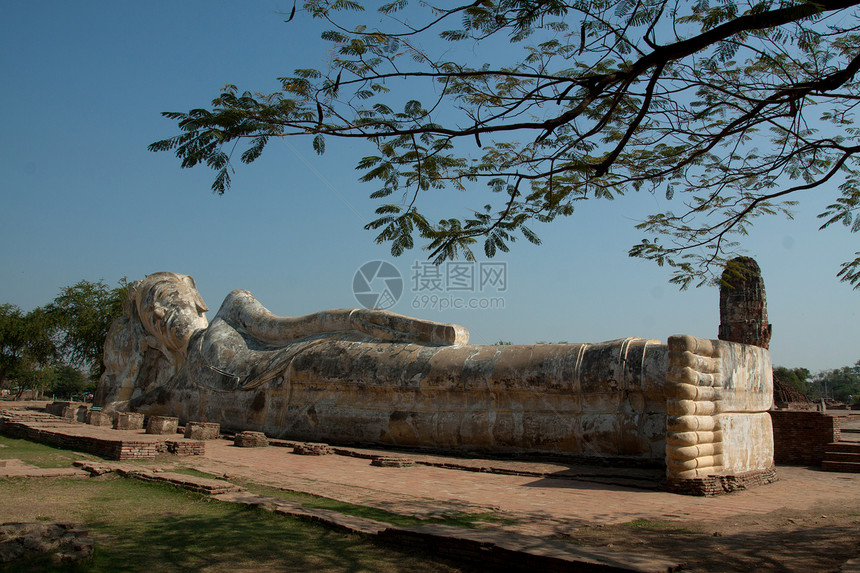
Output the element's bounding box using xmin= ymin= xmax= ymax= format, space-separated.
xmin=718 ymin=256 xmax=772 ymax=348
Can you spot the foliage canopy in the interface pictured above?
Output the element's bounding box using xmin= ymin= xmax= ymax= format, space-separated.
xmin=0 ymin=278 xmax=127 ymax=397
xmin=774 ymin=361 xmax=860 ymax=401
xmin=47 ymin=279 xmax=129 ymax=379
xmin=151 ymin=0 xmax=860 ymax=288
xmin=814 ymin=360 xmax=860 ymax=402
xmin=0 ymin=304 xmax=58 ymax=391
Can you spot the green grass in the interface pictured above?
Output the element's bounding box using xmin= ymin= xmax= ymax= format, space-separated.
xmin=625 ymin=519 xmax=672 ymax=529
xmin=623 ymin=518 xmax=698 ymax=532
xmin=0 ymin=435 xmax=99 ymax=468
xmin=0 ymin=476 xmax=470 ymax=572
xmin=231 ymin=478 xmax=515 ymax=529
xmin=168 ymin=467 xmax=223 ymax=480
xmin=0 ymin=433 xmax=511 ymax=530
xmin=0 ymin=437 xmax=485 ymax=571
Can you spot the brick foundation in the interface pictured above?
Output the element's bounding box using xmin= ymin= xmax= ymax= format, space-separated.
xmin=666 ymin=466 xmax=778 ymax=496
xmin=234 ymin=431 xmax=268 ymax=447
xmin=0 ymin=420 xmax=156 ymax=459
xmin=293 ymin=442 xmax=333 ymax=455
xmin=0 ymin=417 xmax=205 ymax=460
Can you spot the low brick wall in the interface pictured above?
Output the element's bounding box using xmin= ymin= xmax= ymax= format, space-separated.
xmin=770 ymin=411 xmax=840 ymax=466
xmin=164 ymin=440 xmax=206 ymax=455
xmin=0 ymin=419 xmax=205 ymax=460
xmin=0 ymin=420 xmax=154 ymax=459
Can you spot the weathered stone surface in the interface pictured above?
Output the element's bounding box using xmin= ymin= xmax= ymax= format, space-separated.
xmin=113 ymin=412 xmax=144 ymax=431
xmin=184 ymin=422 xmax=220 ymax=440
xmin=86 ymin=410 xmax=112 ymax=427
xmin=94 ymin=272 xmax=209 ymax=410
xmin=64 ymin=405 xmax=88 ymax=423
xmin=44 ymin=402 xmax=69 ymax=417
xmin=146 ymin=416 xmax=178 ymax=435
xmin=96 ymin=272 xmax=775 ymax=491
xmin=665 ymin=335 xmax=773 ymax=481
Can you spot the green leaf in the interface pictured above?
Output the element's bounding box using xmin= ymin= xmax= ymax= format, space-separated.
xmin=312 ymin=134 xmax=326 ymax=155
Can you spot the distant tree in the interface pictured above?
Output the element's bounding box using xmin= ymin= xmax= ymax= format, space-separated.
xmin=0 ymin=305 xmax=60 ymax=398
xmin=49 ymin=365 xmax=91 ymax=400
xmin=813 ymin=360 xmax=860 ymax=402
xmin=47 ymin=279 xmax=128 ymax=380
xmin=152 ymin=0 xmax=860 ymax=289
xmin=0 ymin=304 xmax=28 ymax=387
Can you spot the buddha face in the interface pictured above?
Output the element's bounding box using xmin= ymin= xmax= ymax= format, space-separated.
xmin=135 ymin=272 xmax=209 ymax=354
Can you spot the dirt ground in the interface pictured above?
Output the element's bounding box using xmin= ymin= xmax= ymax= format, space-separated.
xmin=556 ymin=504 xmax=860 ymax=572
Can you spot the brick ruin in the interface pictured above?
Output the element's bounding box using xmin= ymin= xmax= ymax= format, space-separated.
xmin=718 ymin=256 xmax=810 ymax=409
xmin=718 ymin=256 xmax=772 ymax=349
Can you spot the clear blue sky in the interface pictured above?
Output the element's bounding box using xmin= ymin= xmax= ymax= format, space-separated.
xmin=1 ymin=1 xmax=857 ymax=372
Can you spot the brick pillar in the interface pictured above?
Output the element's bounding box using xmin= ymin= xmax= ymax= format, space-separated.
xmin=718 ymin=256 xmax=772 ymax=349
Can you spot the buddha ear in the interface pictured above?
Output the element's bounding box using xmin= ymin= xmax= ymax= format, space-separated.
xmin=183 ymin=275 xmax=209 ymax=313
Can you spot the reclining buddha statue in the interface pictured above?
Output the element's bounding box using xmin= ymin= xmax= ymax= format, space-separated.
xmin=96 ymin=271 xmax=775 ymax=493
